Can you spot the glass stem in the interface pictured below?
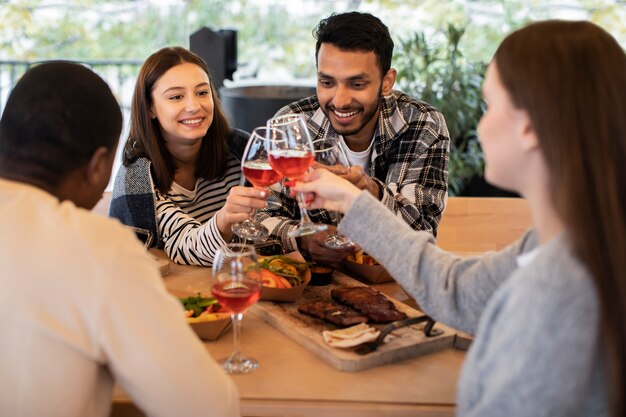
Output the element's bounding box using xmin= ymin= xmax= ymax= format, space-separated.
xmin=296 ymin=192 xmax=315 ymax=227
xmin=229 ymin=312 xmax=244 ymax=362
xmin=245 ymin=185 xmax=265 ymax=224
xmin=334 ymin=210 xmax=342 ymax=225
xmin=247 ymin=208 xmax=258 ymax=224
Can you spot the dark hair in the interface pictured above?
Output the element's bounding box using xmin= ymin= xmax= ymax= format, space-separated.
xmin=0 ymin=61 xmax=122 ymax=187
xmin=122 ymin=46 xmax=231 ymax=194
xmin=314 ymin=12 xmax=394 ymax=76
xmin=495 ymin=20 xmax=626 ymax=416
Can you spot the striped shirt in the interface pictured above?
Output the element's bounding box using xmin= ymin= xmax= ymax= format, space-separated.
xmin=257 ymin=90 xmax=450 ymax=251
xmin=155 ymin=154 xmax=241 ymax=266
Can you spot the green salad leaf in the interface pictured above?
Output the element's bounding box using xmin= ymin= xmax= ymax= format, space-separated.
xmin=179 ymin=294 xmax=220 ymax=317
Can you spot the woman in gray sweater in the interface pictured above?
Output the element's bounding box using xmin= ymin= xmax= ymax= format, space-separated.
xmin=294 ymin=20 xmax=625 ymax=417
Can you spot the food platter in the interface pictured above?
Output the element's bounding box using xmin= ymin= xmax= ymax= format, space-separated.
xmin=250 ymin=272 xmax=456 ymax=372
xmin=340 ymin=257 xmax=393 ymax=284
xmin=187 ymin=316 xmax=231 ymax=341
xmin=169 ymin=289 xmax=231 ymax=341
xmin=258 ymin=251 xmax=311 ymax=302
xmin=340 ymin=252 xmax=393 ymax=284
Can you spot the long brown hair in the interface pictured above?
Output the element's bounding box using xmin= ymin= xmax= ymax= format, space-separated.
xmin=123 ymin=46 xmax=232 ymax=194
xmin=495 ymin=20 xmax=626 ymax=416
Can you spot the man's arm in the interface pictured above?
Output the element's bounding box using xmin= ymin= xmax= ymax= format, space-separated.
xmin=375 ymin=108 xmax=449 ymax=235
xmin=340 ymin=165 xmax=381 ymax=199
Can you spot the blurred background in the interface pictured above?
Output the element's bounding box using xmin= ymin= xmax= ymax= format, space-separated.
xmin=1 ymin=0 xmax=624 ymax=195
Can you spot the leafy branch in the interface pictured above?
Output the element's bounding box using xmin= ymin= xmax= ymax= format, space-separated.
xmin=395 ymin=24 xmax=486 ymax=196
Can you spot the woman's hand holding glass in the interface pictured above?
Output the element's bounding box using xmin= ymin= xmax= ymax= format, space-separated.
xmin=292 ymin=168 xmax=362 ymax=214
xmin=231 ymin=126 xmax=284 ymax=242
xmin=211 ymin=243 xmax=261 ymax=374
xmin=216 ymin=186 xmax=268 ymax=239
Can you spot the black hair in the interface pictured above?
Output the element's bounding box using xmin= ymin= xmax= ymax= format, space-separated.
xmin=0 ymin=61 xmax=122 ymax=187
xmin=314 ymin=11 xmax=394 ymax=76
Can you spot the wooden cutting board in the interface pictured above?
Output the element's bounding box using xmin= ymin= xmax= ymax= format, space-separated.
xmin=250 ymin=272 xmax=456 ymax=372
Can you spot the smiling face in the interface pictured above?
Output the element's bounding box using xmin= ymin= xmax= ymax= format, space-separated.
xmin=150 ymin=62 xmax=214 ymax=147
xmin=316 ymin=43 xmax=396 ymax=150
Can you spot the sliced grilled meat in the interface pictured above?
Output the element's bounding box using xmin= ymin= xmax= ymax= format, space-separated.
xmin=298 ymin=300 xmax=369 ymax=327
xmin=331 ymin=286 xmax=408 ymax=323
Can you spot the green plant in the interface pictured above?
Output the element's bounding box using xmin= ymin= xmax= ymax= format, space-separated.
xmin=395 ymin=24 xmax=486 ymax=196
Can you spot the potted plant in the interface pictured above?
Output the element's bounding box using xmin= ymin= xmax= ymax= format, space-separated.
xmin=395 ymin=24 xmax=515 ymax=197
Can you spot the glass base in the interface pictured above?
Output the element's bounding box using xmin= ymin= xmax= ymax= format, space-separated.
xmin=324 ymin=233 xmax=355 ymax=249
xmin=288 ymin=222 xmax=328 ymax=238
xmin=219 ymin=355 xmax=259 ymax=374
xmin=231 ymin=220 xmax=269 ymax=242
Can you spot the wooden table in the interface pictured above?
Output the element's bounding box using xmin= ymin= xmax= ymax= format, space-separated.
xmin=111 ymin=251 xmax=466 ymax=417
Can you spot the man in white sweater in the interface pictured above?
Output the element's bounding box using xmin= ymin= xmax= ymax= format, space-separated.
xmin=0 ymin=62 xmax=239 ymax=417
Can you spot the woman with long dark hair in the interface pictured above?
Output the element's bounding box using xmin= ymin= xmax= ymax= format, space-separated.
xmin=110 ymin=47 xmax=267 ymax=266
xmin=294 ymin=20 xmax=625 ymax=416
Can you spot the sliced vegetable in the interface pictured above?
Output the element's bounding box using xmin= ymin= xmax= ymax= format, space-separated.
xmin=276 ymin=276 xmax=292 ymax=288
xmin=186 ymin=312 xmax=230 ymax=323
xmin=259 ymin=269 xmax=292 ymax=288
xmin=254 ymin=255 xmax=308 ymax=287
xmin=346 ymin=252 xmax=380 ymax=266
xmin=362 ymin=255 xmax=379 ymax=265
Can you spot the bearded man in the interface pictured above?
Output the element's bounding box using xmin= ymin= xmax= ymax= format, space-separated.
xmin=258 ymin=11 xmax=450 ymax=265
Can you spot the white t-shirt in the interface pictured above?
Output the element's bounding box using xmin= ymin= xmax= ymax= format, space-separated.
xmin=0 ymin=179 xmax=239 ymax=417
xmin=338 ymin=136 xmax=374 ymax=172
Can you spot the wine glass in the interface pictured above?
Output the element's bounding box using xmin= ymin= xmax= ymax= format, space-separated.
xmin=231 ymin=126 xmax=285 ymax=242
xmin=211 ymin=243 xmax=261 ymax=374
xmin=267 ymin=113 xmax=327 ymax=238
xmin=312 ymin=139 xmax=356 ymax=249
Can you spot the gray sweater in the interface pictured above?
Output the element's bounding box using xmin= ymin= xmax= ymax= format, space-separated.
xmin=340 ymin=191 xmax=609 ymax=417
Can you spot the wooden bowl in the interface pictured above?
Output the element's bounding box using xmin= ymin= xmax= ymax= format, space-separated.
xmin=341 ymin=258 xmax=393 ymax=284
xmin=170 ymin=289 xmax=231 ymax=341
xmin=187 ymin=317 xmax=231 ymax=341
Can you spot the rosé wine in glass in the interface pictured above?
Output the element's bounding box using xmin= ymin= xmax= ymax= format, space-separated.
xmin=231 ymin=126 xmax=286 ymax=242
xmin=267 ymin=113 xmax=327 ymax=238
xmin=268 ymin=150 xmax=314 ymax=180
xmin=242 ymin=160 xmax=282 ymax=188
xmin=211 ymin=279 xmax=261 ymax=313
xmin=211 ymin=243 xmax=260 ymax=374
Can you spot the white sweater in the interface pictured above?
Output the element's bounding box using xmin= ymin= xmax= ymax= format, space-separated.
xmin=0 ymin=179 xmax=239 ymax=417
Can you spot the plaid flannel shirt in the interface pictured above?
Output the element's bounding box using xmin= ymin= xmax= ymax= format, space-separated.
xmin=257 ymin=90 xmax=449 ymax=251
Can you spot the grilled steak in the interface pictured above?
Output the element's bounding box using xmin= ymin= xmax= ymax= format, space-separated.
xmin=298 ymin=300 xmax=369 ymax=327
xmin=331 ymin=286 xmax=407 ymax=323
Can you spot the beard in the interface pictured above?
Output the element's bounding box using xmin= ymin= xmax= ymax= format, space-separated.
xmin=324 ymin=88 xmax=382 ymax=137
